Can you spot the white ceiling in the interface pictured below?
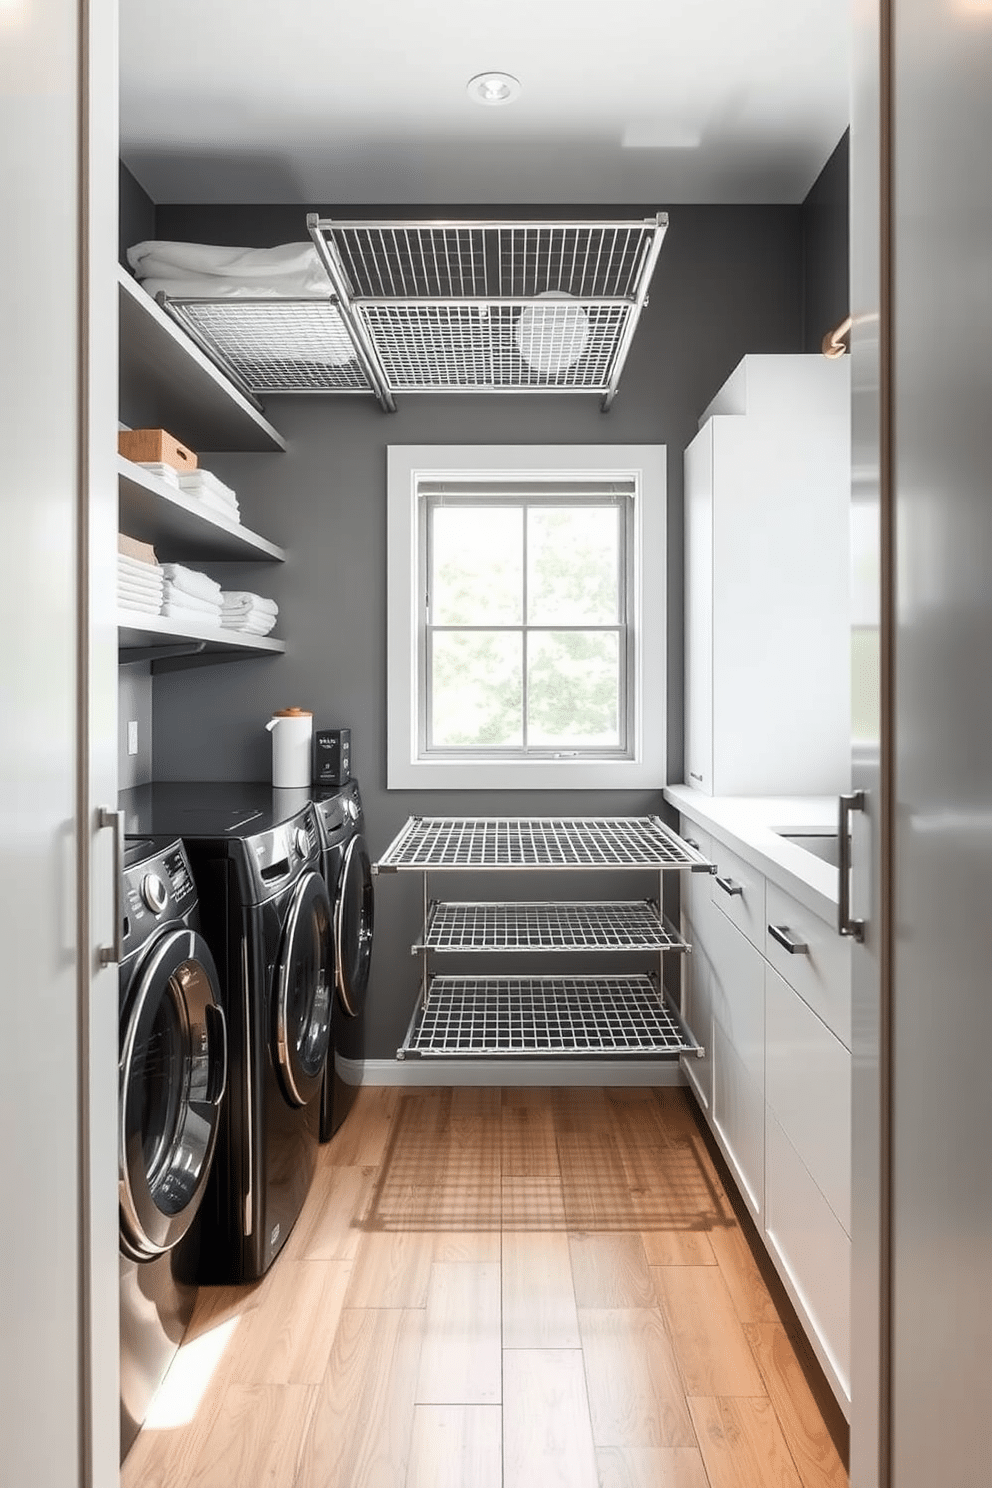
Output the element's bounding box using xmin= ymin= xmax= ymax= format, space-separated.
xmin=120 ymin=0 xmax=850 ymax=206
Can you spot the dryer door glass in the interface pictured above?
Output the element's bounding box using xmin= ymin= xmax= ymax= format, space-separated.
xmin=275 ymin=870 xmax=333 ymax=1107
xmin=120 ymin=929 xmax=227 ymax=1260
xmin=335 ymin=834 xmax=374 ymax=1017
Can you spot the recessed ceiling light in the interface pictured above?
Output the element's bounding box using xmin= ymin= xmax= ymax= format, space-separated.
xmin=467 ymin=72 xmax=521 ymax=107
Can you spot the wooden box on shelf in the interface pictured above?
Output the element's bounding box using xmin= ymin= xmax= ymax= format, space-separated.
xmin=119 ymin=427 xmax=198 ymax=472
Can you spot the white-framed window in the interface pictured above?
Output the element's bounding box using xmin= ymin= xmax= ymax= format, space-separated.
xmin=387 ymin=445 xmax=666 ymax=790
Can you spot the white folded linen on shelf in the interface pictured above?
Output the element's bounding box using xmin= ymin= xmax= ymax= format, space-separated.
xmin=162 ymin=583 xmax=222 ymax=616
xmin=177 ymin=469 xmax=238 ymax=508
xmin=118 ymin=550 xmax=161 ymax=574
xmin=136 ymin=461 xmax=182 ymax=486
xmin=127 ymin=239 xmax=332 ymax=300
xmin=194 ymin=489 xmax=242 ymax=524
xmin=159 ymin=563 xmax=222 ymax=602
xmin=160 ymin=602 xmax=222 ymax=624
xmin=119 ymin=595 xmax=164 ymax=616
xmin=220 ymin=591 xmax=279 ymax=617
xmin=221 ymin=614 xmax=277 ymax=636
xmin=119 ymin=585 xmax=163 ymax=609
xmin=118 ymin=579 xmax=164 ymax=602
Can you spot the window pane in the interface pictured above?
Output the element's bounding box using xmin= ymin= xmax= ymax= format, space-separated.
xmin=431 ymin=506 xmax=523 ymax=624
xmin=527 ymin=631 xmax=620 ymax=747
xmin=431 ymin=631 xmax=523 ymax=747
xmin=527 ymin=506 xmax=620 ymax=625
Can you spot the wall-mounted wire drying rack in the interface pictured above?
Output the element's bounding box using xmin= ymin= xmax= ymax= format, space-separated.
xmin=158 ymin=214 xmax=668 ymax=413
xmin=372 ymin=815 xmax=713 ymax=1061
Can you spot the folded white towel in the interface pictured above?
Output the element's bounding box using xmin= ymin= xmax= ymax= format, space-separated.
xmin=221 ymin=615 xmax=277 ymax=636
xmin=136 ymin=461 xmax=182 ymax=487
xmin=195 ymin=490 xmax=242 ymax=524
xmin=159 ymin=564 xmax=223 ymax=602
xmin=160 ymin=602 xmax=222 ymax=624
xmin=162 ymin=584 xmax=222 ymax=616
xmin=119 ymin=586 xmax=164 ymax=609
xmin=220 ymin=591 xmax=279 ymax=617
xmin=118 ymin=551 xmax=161 ymax=576
xmin=118 ymin=568 xmax=165 ymax=592
xmin=177 ymin=469 xmax=238 ymax=506
xmin=119 ymin=595 xmax=163 ymax=616
xmin=127 ymin=239 xmax=333 ymax=298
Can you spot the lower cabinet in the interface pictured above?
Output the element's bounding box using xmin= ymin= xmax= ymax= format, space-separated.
xmin=679 ymin=811 xmax=852 ymax=1418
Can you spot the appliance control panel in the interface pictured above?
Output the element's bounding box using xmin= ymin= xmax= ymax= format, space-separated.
xmin=121 ymin=839 xmax=198 ymax=957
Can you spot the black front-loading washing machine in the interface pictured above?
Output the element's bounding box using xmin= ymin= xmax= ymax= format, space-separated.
xmin=121 ymin=784 xmax=333 ymax=1281
xmin=311 ymin=779 xmax=374 ymax=1139
xmin=118 ymin=837 xmax=227 ymax=1461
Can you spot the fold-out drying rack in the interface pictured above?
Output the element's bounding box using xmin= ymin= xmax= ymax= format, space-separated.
xmin=159 ymin=214 xmax=669 ymax=413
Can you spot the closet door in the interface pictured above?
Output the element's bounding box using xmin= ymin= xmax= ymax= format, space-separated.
xmin=0 ymin=0 xmax=119 ymax=1484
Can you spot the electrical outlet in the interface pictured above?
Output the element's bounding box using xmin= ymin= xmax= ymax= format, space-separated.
xmin=127 ymin=720 xmax=139 ymax=756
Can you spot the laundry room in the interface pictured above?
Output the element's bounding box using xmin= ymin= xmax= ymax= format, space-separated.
xmin=6 ymin=2 xmax=876 ymax=1486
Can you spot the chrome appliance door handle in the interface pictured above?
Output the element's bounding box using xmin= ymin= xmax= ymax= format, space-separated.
xmin=97 ymin=807 xmax=124 ymax=966
xmin=838 ymin=790 xmax=866 ymax=941
xmin=768 ymin=923 xmax=809 ymax=955
xmin=714 ymin=875 xmax=744 ymax=898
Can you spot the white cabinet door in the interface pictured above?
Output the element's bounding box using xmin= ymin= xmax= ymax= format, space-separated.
xmin=684 ymin=425 xmax=713 ymax=794
xmin=682 ymin=354 xmax=851 ymax=797
xmin=707 ymin=906 xmax=765 ymax=1220
xmin=765 ymin=965 xmax=852 ymax=1234
xmin=679 ymin=821 xmax=714 ymax=1110
xmin=765 ymin=1111 xmax=852 ymax=1412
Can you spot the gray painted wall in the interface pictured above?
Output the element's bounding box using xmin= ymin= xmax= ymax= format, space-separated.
xmin=801 ymin=133 xmax=850 ymax=353
xmin=146 ymin=202 xmax=805 ymax=1057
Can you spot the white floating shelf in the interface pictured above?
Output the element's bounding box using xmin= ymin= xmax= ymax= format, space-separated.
xmin=118 ymin=457 xmax=285 ymax=563
xmin=118 ymin=267 xmax=287 ymax=453
xmin=118 ymin=610 xmax=286 ymax=658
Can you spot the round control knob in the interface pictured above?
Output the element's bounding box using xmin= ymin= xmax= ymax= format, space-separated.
xmin=346 ymin=798 xmax=359 ymax=820
xmin=295 ymin=827 xmax=310 ymax=858
xmin=141 ymin=873 xmax=168 ymax=914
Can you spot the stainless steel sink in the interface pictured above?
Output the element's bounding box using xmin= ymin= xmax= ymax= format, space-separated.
xmin=776 ymin=832 xmax=840 ymax=867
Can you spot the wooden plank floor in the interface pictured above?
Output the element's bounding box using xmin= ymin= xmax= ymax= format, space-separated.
xmin=121 ymin=1086 xmax=848 ymax=1488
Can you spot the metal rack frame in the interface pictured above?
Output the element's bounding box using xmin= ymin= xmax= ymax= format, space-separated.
xmin=374 ymin=815 xmax=712 ymax=1062
xmin=158 ymin=214 xmax=668 ymax=413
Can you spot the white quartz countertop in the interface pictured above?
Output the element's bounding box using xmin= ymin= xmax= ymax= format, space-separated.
xmin=664 ymin=785 xmax=841 ymax=923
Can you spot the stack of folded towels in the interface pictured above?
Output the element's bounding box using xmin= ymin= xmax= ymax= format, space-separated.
xmin=160 ymin=563 xmax=224 ymax=627
xmin=178 ymin=468 xmax=241 ymax=525
xmin=220 ymin=590 xmax=279 ymax=637
xmin=118 ymin=534 xmax=164 ymax=614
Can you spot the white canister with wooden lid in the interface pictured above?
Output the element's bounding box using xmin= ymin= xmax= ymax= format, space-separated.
xmin=265 ymin=707 xmax=313 ymax=788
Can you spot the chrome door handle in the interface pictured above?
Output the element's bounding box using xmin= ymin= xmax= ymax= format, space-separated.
xmin=768 ymin=923 xmax=809 ymax=955
xmin=98 ymin=807 xmax=124 ymax=966
xmin=838 ymin=790 xmax=866 ymax=941
xmin=715 ymin=875 xmax=744 ymax=898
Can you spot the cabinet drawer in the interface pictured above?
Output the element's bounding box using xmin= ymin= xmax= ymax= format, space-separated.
xmin=765 ymin=1112 xmax=851 ymax=1409
xmin=765 ymin=966 xmax=851 ymax=1233
xmin=764 ymin=880 xmax=851 ymax=1049
xmin=709 ymin=838 xmax=765 ymax=951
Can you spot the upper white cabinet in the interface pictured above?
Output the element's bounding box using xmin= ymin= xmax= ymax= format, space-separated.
xmin=684 ymin=354 xmax=851 ymax=796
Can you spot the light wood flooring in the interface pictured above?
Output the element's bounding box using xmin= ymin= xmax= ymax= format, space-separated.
xmin=122 ymin=1085 xmax=849 ymax=1488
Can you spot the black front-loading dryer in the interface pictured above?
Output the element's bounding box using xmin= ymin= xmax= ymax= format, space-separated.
xmin=118 ymin=837 xmax=227 ymax=1461
xmin=311 ymin=779 xmax=374 ymax=1140
xmin=122 ymin=784 xmax=333 ymax=1281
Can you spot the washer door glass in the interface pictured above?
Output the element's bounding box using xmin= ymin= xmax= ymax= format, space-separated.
xmin=119 ymin=928 xmax=227 ymax=1260
xmin=335 ymin=834 xmax=374 ymax=1018
xmin=275 ymin=870 xmax=333 ymax=1107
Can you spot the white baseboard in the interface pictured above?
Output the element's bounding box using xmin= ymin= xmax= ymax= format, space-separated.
xmin=360 ymin=1058 xmax=688 ymax=1087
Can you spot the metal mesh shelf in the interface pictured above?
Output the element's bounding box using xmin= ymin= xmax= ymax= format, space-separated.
xmin=375 ymin=816 xmax=713 ymax=873
xmin=416 ymin=900 xmax=689 ymax=953
xmin=398 ymin=975 xmax=702 ymax=1059
xmin=157 ymin=215 xmax=667 ymax=410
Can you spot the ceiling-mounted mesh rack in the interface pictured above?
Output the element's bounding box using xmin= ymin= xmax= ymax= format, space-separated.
xmin=159 ymin=214 xmax=668 ymax=412
xmin=374 ymin=815 xmax=713 ymax=873
xmin=399 ymin=975 xmax=700 ymax=1059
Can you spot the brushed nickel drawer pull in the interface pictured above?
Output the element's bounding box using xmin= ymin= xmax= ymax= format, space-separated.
xmin=715 ymin=875 xmax=744 ymax=898
xmin=769 ymin=923 xmax=809 ymax=955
